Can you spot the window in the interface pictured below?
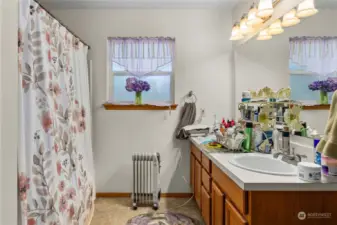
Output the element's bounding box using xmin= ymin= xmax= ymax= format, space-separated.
xmin=107 ymin=37 xmax=175 ymax=105
xmin=112 ymin=63 xmax=173 ymax=104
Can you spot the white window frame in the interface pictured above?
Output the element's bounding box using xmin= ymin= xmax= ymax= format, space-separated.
xmin=106 ymin=40 xmax=175 ymax=104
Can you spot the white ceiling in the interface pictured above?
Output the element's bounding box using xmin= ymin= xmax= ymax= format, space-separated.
xmin=38 ymin=0 xmax=249 ymax=9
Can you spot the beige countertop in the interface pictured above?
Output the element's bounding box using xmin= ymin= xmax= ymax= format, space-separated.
xmin=190 ymin=136 xmax=337 ymax=191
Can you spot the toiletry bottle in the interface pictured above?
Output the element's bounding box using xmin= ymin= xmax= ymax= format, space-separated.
xmin=254 ymin=110 xmax=259 ymax=122
xmin=301 ymin=122 xmax=307 ymax=137
xmin=272 ymin=128 xmax=281 ymax=153
xmin=282 ymin=107 xmax=289 ymax=123
xmin=277 ymin=107 xmax=282 ymax=123
xmin=220 ymin=124 xmax=225 ymax=136
xmin=282 ymin=126 xmax=290 ymax=154
xmin=314 ymin=138 xmax=321 ymax=165
xmin=284 ymin=109 xmax=290 ymax=125
xmin=244 ymin=122 xmax=253 ymax=152
xmin=239 ymin=105 xmax=246 ymax=120
xmin=246 ymin=106 xmax=253 ymax=121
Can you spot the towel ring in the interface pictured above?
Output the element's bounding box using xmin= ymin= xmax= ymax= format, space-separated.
xmin=186 ymin=91 xmax=197 ymax=103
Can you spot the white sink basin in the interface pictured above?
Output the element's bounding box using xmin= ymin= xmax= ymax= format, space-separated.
xmin=229 ymin=155 xmax=297 ymax=176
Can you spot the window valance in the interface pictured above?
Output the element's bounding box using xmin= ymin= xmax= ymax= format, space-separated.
xmin=108 ymin=37 xmax=175 ymax=77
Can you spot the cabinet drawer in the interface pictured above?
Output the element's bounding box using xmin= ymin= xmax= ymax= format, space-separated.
xmin=212 ymin=164 xmax=248 ymax=215
xmin=225 ymin=199 xmax=248 ymax=225
xmin=202 ymin=154 xmax=211 ymax=173
xmin=191 ymin=144 xmax=201 ymax=162
xmin=202 ymin=168 xmax=211 ymax=193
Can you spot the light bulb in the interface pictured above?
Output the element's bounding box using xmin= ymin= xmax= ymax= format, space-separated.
xmin=269 ymin=19 xmax=284 ymax=35
xmin=257 ymin=0 xmax=274 ymax=18
xmin=282 ymin=9 xmax=300 ymax=27
xmin=240 ymin=14 xmax=254 ymax=35
xmin=257 ymin=29 xmax=272 ymax=41
xmin=230 ymin=23 xmax=244 ymax=41
xmin=297 ymin=0 xmax=318 ymax=18
xmin=247 ymin=4 xmax=264 ymax=26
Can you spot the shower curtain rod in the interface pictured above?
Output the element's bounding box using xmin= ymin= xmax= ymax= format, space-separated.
xmin=34 ymin=0 xmax=91 ymax=50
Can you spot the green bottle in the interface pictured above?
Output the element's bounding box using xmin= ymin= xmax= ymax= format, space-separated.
xmin=244 ymin=122 xmax=253 ymax=152
xmin=301 ymin=122 xmax=307 ymax=137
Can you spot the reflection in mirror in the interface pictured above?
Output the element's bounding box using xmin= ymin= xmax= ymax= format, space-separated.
xmin=234 ymin=0 xmax=337 ymax=134
xmin=289 ymin=37 xmax=337 ymax=105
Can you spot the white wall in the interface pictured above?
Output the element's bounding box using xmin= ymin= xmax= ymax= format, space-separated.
xmin=234 ymin=9 xmax=337 ymax=133
xmin=0 ymin=0 xmax=18 ymax=224
xmin=52 ymin=8 xmax=233 ymax=192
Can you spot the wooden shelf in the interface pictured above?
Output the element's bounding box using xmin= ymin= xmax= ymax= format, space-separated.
xmin=302 ymin=104 xmax=330 ymax=110
xmin=103 ymin=103 xmax=178 ymax=110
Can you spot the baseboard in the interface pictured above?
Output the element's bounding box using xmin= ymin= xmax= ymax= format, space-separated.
xmin=96 ymin=192 xmax=193 ymax=198
xmin=161 ymin=193 xmax=193 ymax=198
xmin=96 ymin=192 xmax=131 ymax=198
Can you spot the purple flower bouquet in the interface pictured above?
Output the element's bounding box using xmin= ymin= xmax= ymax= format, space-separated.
xmin=125 ymin=77 xmax=151 ymax=104
xmin=308 ymin=78 xmax=337 ymax=104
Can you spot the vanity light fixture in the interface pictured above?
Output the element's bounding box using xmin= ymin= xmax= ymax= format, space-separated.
xmin=230 ymin=22 xmax=244 ymax=41
xmin=269 ymin=19 xmax=284 ymax=35
xmin=240 ymin=14 xmax=254 ymax=35
xmin=257 ymin=29 xmax=272 ymax=41
xmin=282 ymin=9 xmax=300 ymax=27
xmin=247 ymin=3 xmax=264 ymax=26
xmin=257 ymin=0 xmax=274 ymax=18
xmin=297 ymin=0 xmax=318 ymax=18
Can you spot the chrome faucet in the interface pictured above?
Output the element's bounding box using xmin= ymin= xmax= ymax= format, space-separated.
xmin=273 ymin=147 xmax=307 ymax=165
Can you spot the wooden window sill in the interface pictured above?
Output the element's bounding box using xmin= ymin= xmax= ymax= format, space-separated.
xmin=103 ymin=103 xmax=178 ymax=110
xmin=302 ymin=104 xmax=330 ymax=110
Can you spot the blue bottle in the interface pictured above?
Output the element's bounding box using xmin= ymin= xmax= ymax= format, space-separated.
xmin=314 ymin=138 xmax=321 ymax=165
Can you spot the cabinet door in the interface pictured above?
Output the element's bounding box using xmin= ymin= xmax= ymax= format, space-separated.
xmin=190 ymin=153 xmax=195 ymax=191
xmin=195 ymin=160 xmax=202 ymax=208
xmin=201 ymin=185 xmax=211 ymax=225
xmin=225 ymin=199 xmax=247 ymax=225
xmin=212 ymin=181 xmax=224 ymax=225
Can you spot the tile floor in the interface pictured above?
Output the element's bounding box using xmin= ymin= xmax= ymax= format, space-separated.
xmin=91 ymin=197 xmax=203 ymax=225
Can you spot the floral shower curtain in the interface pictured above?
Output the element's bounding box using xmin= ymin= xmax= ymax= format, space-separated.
xmin=18 ymin=1 xmax=95 ymax=225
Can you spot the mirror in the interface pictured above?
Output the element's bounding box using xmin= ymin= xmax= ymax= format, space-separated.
xmin=235 ymin=0 xmax=336 ymax=105
xmin=234 ymin=0 xmax=336 ymax=133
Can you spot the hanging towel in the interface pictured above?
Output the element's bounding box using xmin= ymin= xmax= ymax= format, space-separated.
xmin=175 ymin=102 xmax=197 ymax=139
xmin=317 ymin=90 xmax=337 ymax=159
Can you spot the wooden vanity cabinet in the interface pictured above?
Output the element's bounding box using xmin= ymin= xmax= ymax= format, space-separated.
xmin=191 ymin=143 xmax=248 ymax=225
xmin=191 ymin=142 xmax=337 ymax=225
